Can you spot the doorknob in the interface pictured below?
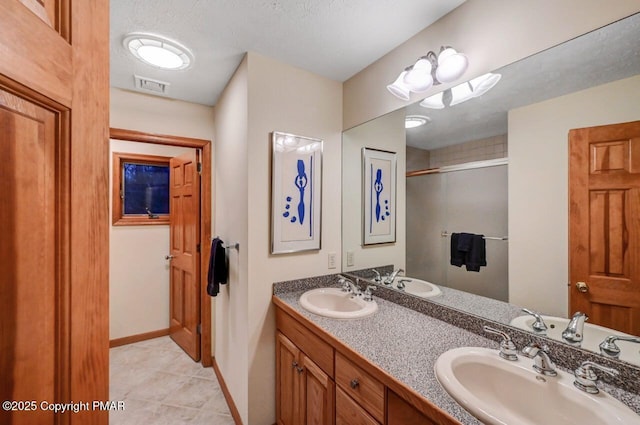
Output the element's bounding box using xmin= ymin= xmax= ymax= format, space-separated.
xmin=576 ymin=282 xmax=589 ymax=293
xmin=165 ymin=255 xmax=174 ymax=260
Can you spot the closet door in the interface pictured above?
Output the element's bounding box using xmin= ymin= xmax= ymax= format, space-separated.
xmin=0 ymin=2 xmax=109 ymax=425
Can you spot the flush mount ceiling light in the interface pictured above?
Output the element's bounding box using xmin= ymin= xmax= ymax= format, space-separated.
xmin=124 ymin=33 xmax=194 ymax=70
xmin=420 ymin=73 xmax=502 ymax=109
xmin=387 ymin=46 xmax=468 ymax=100
xmin=405 ymin=115 xmax=431 ymax=129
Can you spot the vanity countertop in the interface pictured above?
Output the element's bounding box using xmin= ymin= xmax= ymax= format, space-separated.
xmin=273 ymin=283 xmax=640 ymax=424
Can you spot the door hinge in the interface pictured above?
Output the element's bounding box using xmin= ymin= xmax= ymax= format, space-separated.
xmin=196 ymin=243 xmax=201 ymax=253
xmin=197 ymin=162 xmax=202 ymax=174
xmin=196 ymin=323 xmax=202 ymax=335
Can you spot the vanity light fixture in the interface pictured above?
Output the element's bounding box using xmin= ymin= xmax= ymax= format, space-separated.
xmin=405 ymin=115 xmax=431 ymax=129
xmin=387 ymin=46 xmax=468 ymax=100
xmin=420 ymin=73 xmax=502 ymax=109
xmin=124 ymin=33 xmax=194 ymax=70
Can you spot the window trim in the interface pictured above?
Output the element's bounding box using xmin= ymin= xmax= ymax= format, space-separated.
xmin=112 ymin=152 xmax=171 ymax=226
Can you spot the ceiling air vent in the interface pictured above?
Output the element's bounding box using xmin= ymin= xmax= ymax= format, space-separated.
xmin=134 ymin=75 xmax=170 ymax=95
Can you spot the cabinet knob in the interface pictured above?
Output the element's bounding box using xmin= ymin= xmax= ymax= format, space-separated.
xmin=576 ymin=282 xmax=589 ymax=293
xmin=350 ymin=379 xmax=359 ymax=389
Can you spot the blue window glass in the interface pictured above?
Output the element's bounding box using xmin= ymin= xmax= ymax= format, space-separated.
xmin=123 ymin=163 xmax=170 ymax=215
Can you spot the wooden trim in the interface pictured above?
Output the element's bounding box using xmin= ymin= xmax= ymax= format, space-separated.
xmin=110 ymin=128 xmax=213 ymax=367
xmin=111 ymin=152 xmax=172 ymax=226
xmin=109 ymin=328 xmax=170 ymax=348
xmin=273 ymin=297 xmax=460 ymax=425
xmin=213 ymin=356 xmax=243 ymax=425
xmin=406 ymin=168 xmax=440 ymax=177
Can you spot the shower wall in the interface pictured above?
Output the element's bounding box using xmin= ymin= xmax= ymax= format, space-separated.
xmin=406 ymin=164 xmax=508 ymax=301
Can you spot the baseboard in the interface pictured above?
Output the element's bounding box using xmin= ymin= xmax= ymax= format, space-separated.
xmin=213 ymin=356 xmax=243 ymax=425
xmin=109 ymin=328 xmax=170 ymax=348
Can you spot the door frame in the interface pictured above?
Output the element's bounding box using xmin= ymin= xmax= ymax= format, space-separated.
xmin=110 ymin=128 xmax=213 ymax=366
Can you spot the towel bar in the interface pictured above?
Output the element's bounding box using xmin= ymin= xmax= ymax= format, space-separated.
xmin=440 ymin=231 xmax=508 ymax=241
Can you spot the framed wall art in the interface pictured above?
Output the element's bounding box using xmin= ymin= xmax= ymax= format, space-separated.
xmin=271 ymin=131 xmax=323 ymax=254
xmin=362 ymin=147 xmax=396 ymax=245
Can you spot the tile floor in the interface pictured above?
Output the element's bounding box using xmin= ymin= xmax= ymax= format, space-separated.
xmin=110 ymin=336 xmax=235 ymax=425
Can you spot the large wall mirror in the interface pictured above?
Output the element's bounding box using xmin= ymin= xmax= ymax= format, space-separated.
xmin=342 ymin=14 xmax=640 ymax=366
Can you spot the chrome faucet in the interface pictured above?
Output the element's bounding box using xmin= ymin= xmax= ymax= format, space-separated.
xmin=562 ymin=312 xmax=588 ymax=344
xmin=383 ymin=268 xmax=404 ymax=285
xmin=338 ymin=275 xmax=362 ymax=296
xmin=573 ymin=361 xmax=619 ymax=394
xmin=522 ymin=343 xmax=557 ymax=376
xmin=521 ymin=308 xmax=548 ymax=334
xmin=483 ymin=326 xmax=518 ymax=361
xmin=599 ymin=335 xmax=640 ymax=359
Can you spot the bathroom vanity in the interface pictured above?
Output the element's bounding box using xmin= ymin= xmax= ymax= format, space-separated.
xmin=273 ymin=273 xmax=640 ymax=425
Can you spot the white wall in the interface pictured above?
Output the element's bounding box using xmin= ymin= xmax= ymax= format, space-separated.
xmin=342 ymin=109 xmax=406 ymax=272
xmin=109 ymin=140 xmax=193 ymax=340
xmin=212 ymin=57 xmax=250 ymax=423
xmin=109 ymin=88 xmax=215 ymax=340
xmin=508 ymin=75 xmax=640 ymax=317
xmin=213 ymin=53 xmax=342 ymax=425
xmin=343 ymin=0 xmax=640 ymax=129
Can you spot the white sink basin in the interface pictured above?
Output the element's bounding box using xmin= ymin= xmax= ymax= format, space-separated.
xmin=393 ymin=277 xmax=441 ymax=298
xmin=509 ymin=315 xmax=639 ymax=365
xmin=299 ymin=288 xmax=378 ymax=319
xmin=434 ymin=347 xmax=640 ymax=425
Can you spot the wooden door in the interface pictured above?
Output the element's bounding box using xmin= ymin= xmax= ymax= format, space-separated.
xmin=0 ymin=2 xmax=109 ymax=425
xmin=169 ymin=150 xmax=201 ymax=360
xmin=302 ymin=354 xmax=335 ymax=425
xmin=276 ymin=333 xmax=302 ymax=425
xmin=569 ymin=120 xmax=640 ymax=335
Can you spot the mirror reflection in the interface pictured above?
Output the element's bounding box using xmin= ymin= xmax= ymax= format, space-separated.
xmin=342 ymin=13 xmax=640 ymax=366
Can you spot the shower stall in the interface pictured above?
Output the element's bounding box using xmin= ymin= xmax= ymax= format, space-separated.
xmin=406 ymin=162 xmax=508 ymax=301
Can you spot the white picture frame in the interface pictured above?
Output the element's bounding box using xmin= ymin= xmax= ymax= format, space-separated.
xmin=362 ymin=147 xmax=396 ymax=245
xmin=271 ymin=131 xmax=323 ymax=254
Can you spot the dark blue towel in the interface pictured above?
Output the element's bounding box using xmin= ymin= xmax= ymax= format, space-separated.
xmin=207 ymin=237 xmax=228 ymax=296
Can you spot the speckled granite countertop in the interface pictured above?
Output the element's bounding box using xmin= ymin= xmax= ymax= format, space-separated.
xmin=276 ymin=287 xmax=491 ymax=424
xmin=274 ymin=276 xmax=640 ymax=424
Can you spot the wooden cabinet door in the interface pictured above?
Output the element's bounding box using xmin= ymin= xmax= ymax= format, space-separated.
xmin=336 ymin=387 xmax=380 ymax=425
xmin=277 ymin=333 xmax=302 ymax=425
xmin=302 ymin=354 xmax=335 ymax=425
xmin=387 ymin=390 xmax=438 ymax=425
xmin=569 ymin=121 xmax=640 ymax=334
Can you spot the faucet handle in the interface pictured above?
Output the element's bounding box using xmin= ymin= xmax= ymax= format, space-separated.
xmin=338 ymin=275 xmax=352 ymax=292
xmin=483 ymin=325 xmax=518 ymax=361
xmin=521 ymin=308 xmax=548 ymax=333
xmin=363 ymin=285 xmax=377 ymax=302
xmin=599 ymin=335 xmax=640 ymax=358
xmin=574 ymin=361 xmax=619 ymax=394
xmin=371 ymin=269 xmax=382 ymax=283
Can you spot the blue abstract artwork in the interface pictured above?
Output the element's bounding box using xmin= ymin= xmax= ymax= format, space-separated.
xmin=271 ymin=131 xmax=322 ymax=254
xmin=363 ymin=148 xmax=396 ymax=245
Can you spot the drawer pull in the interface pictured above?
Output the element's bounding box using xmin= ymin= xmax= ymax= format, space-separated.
xmin=350 ymin=378 xmax=360 ymax=389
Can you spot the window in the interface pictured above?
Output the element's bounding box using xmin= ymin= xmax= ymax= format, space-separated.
xmin=112 ymin=152 xmax=171 ymax=225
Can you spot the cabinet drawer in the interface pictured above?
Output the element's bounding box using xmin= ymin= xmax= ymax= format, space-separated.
xmin=335 ymin=352 xmax=384 ymax=422
xmin=336 ymin=387 xmax=380 ymax=425
xmin=276 ymin=308 xmax=334 ymax=377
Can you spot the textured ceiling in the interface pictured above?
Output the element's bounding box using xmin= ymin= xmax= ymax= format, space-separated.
xmin=110 ymin=0 xmax=466 ymax=106
xmin=405 ymin=12 xmax=640 ymax=150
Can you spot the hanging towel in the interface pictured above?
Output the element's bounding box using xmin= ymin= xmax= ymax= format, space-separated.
xmin=207 ymin=237 xmax=228 ymax=297
xmin=450 ymin=233 xmax=465 ymax=267
xmin=450 ymin=232 xmax=487 ymax=272
xmin=465 ymin=234 xmax=487 ymax=272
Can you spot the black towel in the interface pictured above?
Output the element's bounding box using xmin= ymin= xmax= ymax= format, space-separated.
xmin=465 ymin=234 xmax=487 ymax=272
xmin=450 ymin=233 xmax=465 ymax=267
xmin=450 ymin=232 xmax=487 ymax=272
xmin=207 ymin=237 xmax=228 ymax=297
